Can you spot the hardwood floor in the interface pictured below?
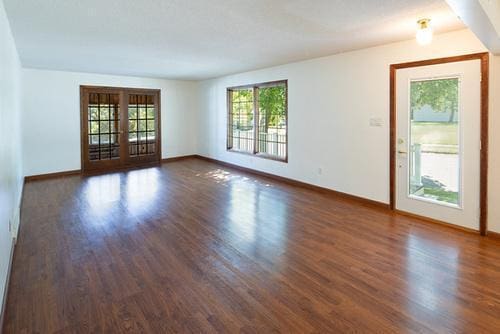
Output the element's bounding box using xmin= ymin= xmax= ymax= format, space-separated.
xmin=4 ymin=158 xmax=500 ymax=333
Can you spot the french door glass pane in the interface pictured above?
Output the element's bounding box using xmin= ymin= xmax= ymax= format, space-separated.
xmin=128 ymin=94 xmax=156 ymax=157
xmin=409 ymin=78 xmax=460 ymax=206
xmin=88 ymin=93 xmax=120 ymax=161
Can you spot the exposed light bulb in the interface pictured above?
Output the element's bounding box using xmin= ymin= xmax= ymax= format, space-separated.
xmin=416 ymin=18 xmax=433 ymax=46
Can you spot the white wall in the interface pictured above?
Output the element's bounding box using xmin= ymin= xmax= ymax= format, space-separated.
xmin=0 ymin=0 xmax=22 ymax=313
xmin=22 ymin=69 xmax=198 ymax=176
xmin=197 ymin=29 xmax=500 ymax=233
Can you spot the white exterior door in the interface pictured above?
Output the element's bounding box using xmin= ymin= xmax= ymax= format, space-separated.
xmin=395 ymin=60 xmax=481 ymax=230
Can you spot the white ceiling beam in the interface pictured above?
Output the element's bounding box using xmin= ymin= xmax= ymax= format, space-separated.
xmin=445 ymin=0 xmax=500 ymax=54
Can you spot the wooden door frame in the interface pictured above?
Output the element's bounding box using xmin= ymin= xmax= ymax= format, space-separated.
xmin=80 ymin=85 xmax=162 ymax=173
xmin=389 ymin=52 xmax=489 ymax=236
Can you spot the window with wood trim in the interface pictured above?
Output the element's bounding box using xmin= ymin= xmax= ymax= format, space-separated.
xmin=227 ymin=80 xmax=287 ymax=161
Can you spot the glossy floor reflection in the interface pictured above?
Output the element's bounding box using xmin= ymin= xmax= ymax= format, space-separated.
xmin=5 ymin=158 xmax=500 ymax=333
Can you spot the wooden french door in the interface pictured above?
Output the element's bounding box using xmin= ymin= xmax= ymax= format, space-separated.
xmin=81 ymin=86 xmax=161 ymax=172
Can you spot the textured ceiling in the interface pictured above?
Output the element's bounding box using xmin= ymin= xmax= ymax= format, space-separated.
xmin=3 ymin=0 xmax=464 ymax=80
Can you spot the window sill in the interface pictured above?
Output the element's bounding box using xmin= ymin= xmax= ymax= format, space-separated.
xmin=227 ymin=148 xmax=288 ymax=163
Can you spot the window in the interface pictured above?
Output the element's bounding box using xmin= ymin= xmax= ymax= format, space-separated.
xmin=409 ymin=77 xmax=460 ymax=206
xmin=227 ymin=80 xmax=287 ymax=161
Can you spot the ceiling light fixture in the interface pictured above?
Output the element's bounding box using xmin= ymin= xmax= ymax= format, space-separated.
xmin=416 ymin=18 xmax=433 ymax=46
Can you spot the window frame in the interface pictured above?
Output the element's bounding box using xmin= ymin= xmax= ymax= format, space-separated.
xmin=226 ymin=80 xmax=288 ymax=163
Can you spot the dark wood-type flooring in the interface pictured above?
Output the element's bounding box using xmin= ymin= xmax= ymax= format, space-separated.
xmin=4 ymin=158 xmax=500 ymax=333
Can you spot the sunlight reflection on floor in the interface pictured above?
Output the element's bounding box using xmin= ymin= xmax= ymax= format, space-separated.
xmin=125 ymin=168 xmax=160 ymax=217
xmin=83 ymin=173 xmax=121 ymax=217
xmin=201 ymin=168 xmax=273 ymax=188
xmin=405 ymin=234 xmax=458 ymax=314
xmin=81 ymin=168 xmax=162 ymax=223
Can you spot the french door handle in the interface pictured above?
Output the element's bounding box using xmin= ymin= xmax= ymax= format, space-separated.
xmin=398 ymin=150 xmax=407 ymax=154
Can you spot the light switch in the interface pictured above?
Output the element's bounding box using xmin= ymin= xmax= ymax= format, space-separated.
xmin=369 ymin=117 xmax=383 ymax=127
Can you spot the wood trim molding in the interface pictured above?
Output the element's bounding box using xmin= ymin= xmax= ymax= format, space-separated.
xmin=389 ymin=52 xmax=489 ymax=236
xmin=83 ymin=162 xmax=161 ymax=176
xmin=389 ymin=64 xmax=396 ymax=210
xmin=194 ymin=155 xmax=390 ymax=210
xmin=161 ymin=155 xmax=197 ymax=163
xmin=25 ymin=170 xmax=82 ymax=182
xmin=79 ymin=85 xmax=161 ymax=94
xmin=487 ymin=231 xmax=500 ymax=240
xmin=479 ymin=54 xmax=489 ymax=236
xmin=227 ymin=79 xmax=289 ymax=91
xmin=25 ymin=156 xmax=197 ymax=182
xmin=390 ymin=52 xmax=489 ymax=69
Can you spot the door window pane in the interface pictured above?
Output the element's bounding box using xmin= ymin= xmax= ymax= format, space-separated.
xmin=128 ymin=107 xmax=137 ymax=119
xmin=99 ymin=107 xmax=109 ymax=120
xmin=128 ymin=94 xmax=156 ymax=156
xmin=111 ymin=135 xmax=120 ymax=159
xmin=99 ymin=121 xmax=110 ymax=133
xmin=110 ymin=121 xmax=118 ymax=133
xmin=409 ymin=78 xmax=460 ymax=205
xmin=139 ymin=107 xmax=147 ymax=119
xmin=87 ymin=93 xmax=120 ymax=161
xmin=90 ymin=107 xmax=99 ymax=120
xmin=138 ymin=120 xmax=147 ymax=132
xmin=129 ymin=120 xmax=137 ymax=132
xmin=89 ymin=121 xmax=99 ymax=134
